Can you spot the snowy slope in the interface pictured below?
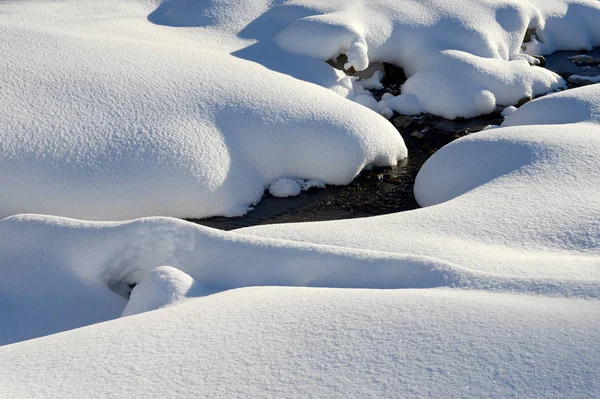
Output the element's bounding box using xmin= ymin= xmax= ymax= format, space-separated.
xmin=7 ymin=212 xmax=599 ymax=347
xmin=2 ymin=287 xmax=599 ymax=398
xmin=0 ymin=0 xmax=405 ymax=221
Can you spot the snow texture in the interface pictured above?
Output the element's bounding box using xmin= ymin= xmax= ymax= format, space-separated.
xmin=274 ymin=0 xmax=600 ymax=118
xmin=2 ymin=0 xmax=600 ymax=398
xmin=0 ymin=0 xmax=406 ymax=221
xmin=268 ymin=178 xmax=303 ymax=197
xmin=2 ymin=287 xmax=599 ymax=398
xmin=2 ymin=84 xmax=600 ymax=394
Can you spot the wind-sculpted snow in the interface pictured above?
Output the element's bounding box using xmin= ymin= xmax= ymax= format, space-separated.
xmin=0 ymin=0 xmax=405 ymax=221
xmin=1 ymin=211 xmax=599 ymax=347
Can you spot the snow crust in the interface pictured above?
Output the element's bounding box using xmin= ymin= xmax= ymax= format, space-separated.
xmin=0 ymin=0 xmax=405 ymax=221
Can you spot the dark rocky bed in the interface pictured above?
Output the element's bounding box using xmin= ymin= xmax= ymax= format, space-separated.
xmin=189 ymin=48 xmax=600 ymax=231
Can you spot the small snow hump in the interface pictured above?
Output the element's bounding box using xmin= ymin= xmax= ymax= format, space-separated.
xmin=122 ymin=266 xmax=202 ymax=317
xmin=268 ymin=178 xmax=303 ymax=198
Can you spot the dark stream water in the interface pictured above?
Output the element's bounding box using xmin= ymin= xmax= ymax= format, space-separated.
xmin=189 ymin=48 xmax=600 ymax=231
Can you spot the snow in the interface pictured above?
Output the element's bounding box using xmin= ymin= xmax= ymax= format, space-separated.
xmin=357 ymin=70 xmax=385 ymax=90
xmin=268 ymin=178 xmax=303 ymax=198
xmin=2 ymin=287 xmax=599 ymax=398
xmin=2 ymin=0 xmax=600 ymax=397
xmin=501 ymin=105 xmax=518 ymax=117
xmin=272 ymin=0 xmax=600 ymax=118
xmin=0 ymin=0 xmax=406 ymax=221
xmin=122 ymin=266 xmax=205 ymax=317
xmin=242 ymin=84 xmax=600 ymax=283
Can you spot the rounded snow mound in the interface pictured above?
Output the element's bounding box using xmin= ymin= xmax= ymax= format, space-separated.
xmin=122 ymin=266 xmax=204 ymax=317
xmin=269 ymin=178 xmax=303 ymax=198
xmin=503 ymin=84 xmax=600 ymax=126
xmin=270 ymin=0 xmax=600 ymax=119
xmin=0 ymin=0 xmax=406 ymax=221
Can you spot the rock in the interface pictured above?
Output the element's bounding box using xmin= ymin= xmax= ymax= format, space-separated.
xmin=411 ymin=131 xmax=424 ymax=139
xmin=393 ymin=115 xmax=414 ymax=128
xmin=523 ymin=27 xmax=536 ymax=43
xmin=567 ymin=55 xmax=600 ymax=66
xmin=568 ymin=75 xmax=600 ymax=86
xmin=532 ymin=55 xmax=546 ymax=67
xmin=517 ymin=96 xmax=532 ymax=106
xmin=382 ymin=63 xmax=406 ymax=85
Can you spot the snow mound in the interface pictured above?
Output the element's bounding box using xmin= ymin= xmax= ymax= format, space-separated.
xmin=122 ymin=266 xmax=205 ymax=317
xmin=5 ymin=209 xmax=600 ymax=346
xmin=0 ymin=0 xmax=406 ymax=221
xmin=241 ymin=84 xmax=600 ymax=284
xmin=502 ymin=84 xmax=600 ymax=126
xmin=2 ymin=288 xmax=599 ymax=398
xmin=269 ymin=0 xmax=600 ymax=118
xmin=268 ymin=178 xmax=302 ymax=198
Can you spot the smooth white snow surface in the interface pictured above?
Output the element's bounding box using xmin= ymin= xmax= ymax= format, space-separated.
xmin=2 ymin=287 xmax=599 ymax=398
xmin=2 ymin=0 xmax=600 ymax=397
xmin=0 ymin=0 xmax=405 ymax=221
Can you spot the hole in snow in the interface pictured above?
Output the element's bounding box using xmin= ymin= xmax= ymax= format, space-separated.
xmin=327 ymin=54 xmax=407 ymax=86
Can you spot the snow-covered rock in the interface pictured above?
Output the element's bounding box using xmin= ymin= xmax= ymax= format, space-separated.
xmin=272 ymin=0 xmax=600 ymax=118
xmin=268 ymin=178 xmax=302 ymax=198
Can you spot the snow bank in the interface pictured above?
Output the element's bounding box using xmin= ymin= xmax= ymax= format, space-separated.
xmin=242 ymin=84 xmax=600 ymax=282
xmin=0 ymin=0 xmax=405 ymax=221
xmin=270 ymin=0 xmax=600 ymax=118
xmin=4 ymin=205 xmax=600 ymax=347
xmin=2 ymin=287 xmax=599 ymax=398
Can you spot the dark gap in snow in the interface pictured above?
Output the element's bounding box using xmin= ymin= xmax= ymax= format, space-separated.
xmin=327 ymin=54 xmax=407 ymax=86
xmin=108 ymin=271 xmax=143 ymax=299
xmin=187 ymin=48 xmax=600 ymax=231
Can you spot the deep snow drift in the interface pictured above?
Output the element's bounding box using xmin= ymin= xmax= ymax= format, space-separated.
xmin=2 ymin=287 xmax=599 ymax=398
xmin=0 ymin=0 xmax=405 ymax=221
xmin=2 ymin=85 xmax=600 ymax=396
xmin=2 ymin=0 xmax=600 ymax=397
